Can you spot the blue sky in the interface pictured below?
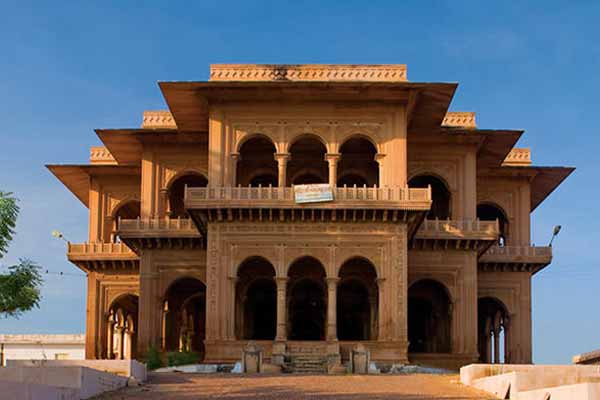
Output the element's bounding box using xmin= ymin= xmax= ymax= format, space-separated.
xmin=0 ymin=1 xmax=597 ymax=364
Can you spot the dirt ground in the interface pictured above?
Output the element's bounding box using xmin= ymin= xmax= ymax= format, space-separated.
xmin=95 ymin=372 xmax=494 ymax=399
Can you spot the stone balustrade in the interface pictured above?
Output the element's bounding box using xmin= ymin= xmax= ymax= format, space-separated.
xmin=117 ymin=217 xmax=200 ymax=237
xmin=416 ymin=218 xmax=499 ymax=238
xmin=185 ymin=185 xmax=431 ymax=210
xmin=479 ymin=245 xmax=553 ymax=273
xmin=68 ymin=242 xmax=135 ymax=256
xmin=67 ymin=242 xmax=139 ymax=271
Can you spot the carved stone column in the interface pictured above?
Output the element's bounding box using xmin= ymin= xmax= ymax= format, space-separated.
xmin=326 ymin=277 xmax=339 ymax=341
xmin=376 ymin=278 xmax=386 ymax=340
xmin=274 ymin=153 xmax=290 ymax=187
xmin=275 ymin=277 xmax=288 ymax=341
xmin=106 ymin=312 xmax=115 ymax=359
xmin=493 ymin=328 xmax=501 ymax=364
xmin=374 ymin=153 xmax=386 ymax=187
xmin=159 ymin=188 xmax=168 ymax=218
xmin=230 ymin=153 xmax=240 ymax=186
xmin=161 ymin=301 xmax=169 ymax=351
xmin=325 ymin=153 xmax=341 ymax=186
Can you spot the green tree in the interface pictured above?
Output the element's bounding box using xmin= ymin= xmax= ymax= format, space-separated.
xmin=0 ymin=191 xmax=43 ymax=318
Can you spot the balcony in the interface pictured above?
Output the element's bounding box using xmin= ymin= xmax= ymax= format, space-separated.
xmin=412 ymin=219 xmax=500 ymax=253
xmin=184 ymin=185 xmax=432 ymax=236
xmin=67 ymin=242 xmax=138 ymax=271
xmin=479 ymin=245 xmax=552 ymax=273
xmin=116 ymin=217 xmax=203 ymax=251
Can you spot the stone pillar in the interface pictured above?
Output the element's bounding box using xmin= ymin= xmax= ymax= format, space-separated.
xmin=326 ymin=277 xmax=339 ymax=341
xmin=161 ymin=302 xmax=168 ymax=351
xmin=325 ymin=153 xmax=341 ymax=186
xmin=106 ymin=312 xmax=115 ymax=359
xmin=159 ymin=188 xmax=168 ymax=218
xmin=138 ymin=251 xmax=161 ymax=356
xmin=231 ymin=153 xmax=240 ymax=186
xmin=376 ymin=278 xmax=386 ymax=340
xmin=374 ymin=154 xmax=386 ymax=187
xmin=274 ymin=153 xmax=290 ymax=187
xmin=493 ymin=329 xmax=501 ymax=364
xmin=275 ymin=277 xmax=288 ymax=341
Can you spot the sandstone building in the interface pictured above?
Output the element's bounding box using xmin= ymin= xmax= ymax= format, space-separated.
xmin=48 ymin=64 xmax=573 ymax=370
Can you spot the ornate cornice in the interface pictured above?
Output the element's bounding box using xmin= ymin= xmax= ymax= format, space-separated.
xmin=141 ymin=110 xmax=177 ymax=129
xmin=502 ymin=148 xmax=531 ymax=166
xmin=89 ymin=146 xmax=117 ymax=165
xmin=442 ymin=112 xmax=477 ymax=129
xmin=209 ymin=64 xmax=408 ymax=82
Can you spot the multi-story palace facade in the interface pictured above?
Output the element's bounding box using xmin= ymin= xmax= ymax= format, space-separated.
xmin=48 ymin=64 xmax=573 ymax=370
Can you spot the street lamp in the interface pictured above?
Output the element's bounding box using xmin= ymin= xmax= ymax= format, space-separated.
xmin=51 ymin=230 xmax=69 ymax=244
xmin=548 ymin=225 xmax=561 ymax=247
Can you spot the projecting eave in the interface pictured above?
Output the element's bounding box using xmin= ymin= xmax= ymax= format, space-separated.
xmin=444 ymin=128 xmax=523 ymax=168
xmin=480 ymin=165 xmax=575 ymax=211
xmin=46 ymin=164 xmax=141 ymax=207
xmin=96 ymin=128 xmax=207 ymax=165
xmin=158 ymin=80 xmax=458 ymax=132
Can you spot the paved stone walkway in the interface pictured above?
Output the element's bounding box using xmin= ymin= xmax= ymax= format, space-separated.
xmin=96 ymin=373 xmax=494 ymax=399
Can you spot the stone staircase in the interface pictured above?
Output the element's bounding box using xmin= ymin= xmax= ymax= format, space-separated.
xmin=287 ymin=342 xmax=327 ymax=374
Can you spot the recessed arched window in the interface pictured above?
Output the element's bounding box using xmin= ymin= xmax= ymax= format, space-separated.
xmin=478 ymin=297 xmax=510 ymax=363
xmin=408 ymin=175 xmax=451 ymax=220
xmin=337 ymin=257 xmax=378 ymax=340
xmin=168 ymin=174 xmax=208 ymax=218
xmin=287 ymin=136 xmax=327 ymax=185
xmin=236 ymin=136 xmax=278 ymax=187
xmin=477 ymin=203 xmax=509 ymax=246
xmin=235 ymin=257 xmax=276 ymax=340
xmin=408 ymin=279 xmax=452 ymax=353
xmin=337 ymin=136 xmax=378 ymax=187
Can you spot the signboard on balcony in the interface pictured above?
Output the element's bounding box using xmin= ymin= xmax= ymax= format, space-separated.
xmin=294 ymin=184 xmax=334 ymax=204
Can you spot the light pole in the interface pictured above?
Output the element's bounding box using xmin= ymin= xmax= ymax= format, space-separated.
xmin=51 ymin=230 xmax=70 ymax=244
xmin=548 ymin=225 xmax=561 ymax=247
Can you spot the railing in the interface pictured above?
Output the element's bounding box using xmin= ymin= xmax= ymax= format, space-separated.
xmin=483 ymin=245 xmax=552 ymax=258
xmin=117 ymin=217 xmax=200 ymax=237
xmin=67 ymin=242 xmax=135 ymax=255
xmin=417 ymin=218 xmax=499 ymax=236
xmin=185 ymin=185 xmax=431 ymax=204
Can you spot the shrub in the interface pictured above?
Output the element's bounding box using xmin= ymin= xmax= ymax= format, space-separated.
xmin=167 ymin=351 xmax=200 ymax=366
xmin=144 ymin=345 xmax=163 ymax=370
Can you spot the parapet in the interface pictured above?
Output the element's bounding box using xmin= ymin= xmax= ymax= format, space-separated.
xmin=503 ymin=148 xmax=532 ymax=166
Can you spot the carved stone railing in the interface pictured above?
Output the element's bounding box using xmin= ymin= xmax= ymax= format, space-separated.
xmin=416 ymin=218 xmax=499 ymax=239
xmin=502 ymin=148 xmax=532 ymax=166
xmin=483 ymin=245 xmax=552 ymax=258
xmin=185 ymin=186 xmax=431 ymax=210
xmin=442 ymin=112 xmax=477 ymax=129
xmin=89 ymin=146 xmax=117 ymax=165
xmin=67 ymin=242 xmax=138 ymax=271
xmin=209 ymin=64 xmax=408 ymax=82
xmin=480 ymin=245 xmax=552 ymax=273
xmin=141 ymin=110 xmax=177 ymax=129
xmin=118 ymin=217 xmax=200 ymax=237
xmin=68 ymin=242 xmax=136 ymax=256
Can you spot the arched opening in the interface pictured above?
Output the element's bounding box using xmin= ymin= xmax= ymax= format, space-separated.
xmin=477 ymin=203 xmax=509 ymax=246
xmin=235 ymin=257 xmax=276 ymax=340
xmin=287 ymin=256 xmax=326 ymax=340
xmin=111 ymin=200 xmax=140 ymax=242
xmin=163 ymin=277 xmax=206 ymax=359
xmin=478 ymin=297 xmax=510 ymax=363
xmin=107 ymin=294 xmax=138 ymax=360
xmin=337 ymin=137 xmax=379 ymax=187
xmin=408 ymin=175 xmax=451 ymax=220
xmin=337 ymin=257 xmax=378 ymax=340
xmin=408 ymin=279 xmax=452 ymax=353
xmin=287 ymin=136 xmax=328 ymax=185
xmin=168 ymin=173 xmax=208 ymax=218
xmin=237 ymin=136 xmax=278 ymax=187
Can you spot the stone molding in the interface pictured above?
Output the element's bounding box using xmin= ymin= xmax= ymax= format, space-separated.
xmin=442 ymin=112 xmax=477 ymax=129
xmin=90 ymin=146 xmax=117 ymax=165
xmin=502 ymin=148 xmax=531 ymax=166
xmin=141 ymin=110 xmax=177 ymax=129
xmin=210 ymin=64 xmax=408 ymax=82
